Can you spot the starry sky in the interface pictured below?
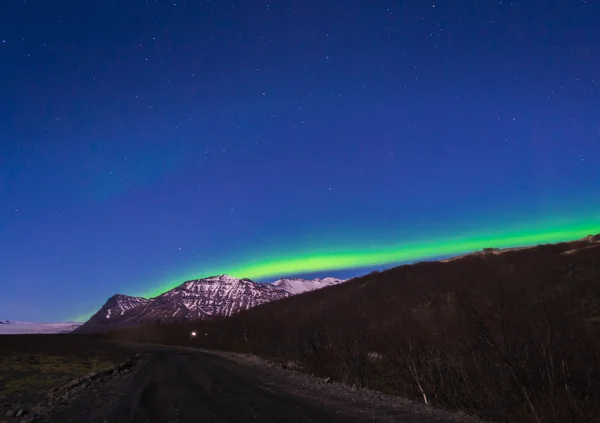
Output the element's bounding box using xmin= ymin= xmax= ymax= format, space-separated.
xmin=1 ymin=0 xmax=599 ymax=322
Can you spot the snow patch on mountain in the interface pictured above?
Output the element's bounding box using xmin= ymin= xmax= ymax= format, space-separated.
xmin=104 ymin=294 xmax=148 ymax=319
xmin=272 ymin=277 xmax=346 ymax=294
xmin=0 ymin=322 xmax=82 ymax=334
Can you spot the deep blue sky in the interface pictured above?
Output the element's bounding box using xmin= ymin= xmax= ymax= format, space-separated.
xmin=1 ymin=0 xmax=599 ymax=322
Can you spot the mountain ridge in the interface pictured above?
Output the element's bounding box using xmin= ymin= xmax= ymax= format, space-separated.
xmin=74 ymin=274 xmax=344 ymax=334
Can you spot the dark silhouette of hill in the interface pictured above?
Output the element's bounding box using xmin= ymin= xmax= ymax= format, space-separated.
xmin=106 ymin=235 xmax=600 ymax=423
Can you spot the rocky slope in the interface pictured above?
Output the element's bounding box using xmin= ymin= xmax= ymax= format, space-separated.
xmin=73 ymin=294 xmax=148 ymax=334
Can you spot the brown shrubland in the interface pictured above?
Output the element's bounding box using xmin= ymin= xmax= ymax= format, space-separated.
xmin=107 ymin=237 xmax=600 ymax=423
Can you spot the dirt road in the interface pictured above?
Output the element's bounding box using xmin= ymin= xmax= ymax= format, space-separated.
xmin=41 ymin=346 xmax=477 ymax=423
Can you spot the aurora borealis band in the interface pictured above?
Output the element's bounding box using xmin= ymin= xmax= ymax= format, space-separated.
xmin=2 ymin=1 xmax=599 ymax=322
xmin=68 ymin=215 xmax=598 ymax=322
xmin=144 ymin=217 xmax=600 ymax=298
xmin=64 ymin=215 xmax=600 ymax=322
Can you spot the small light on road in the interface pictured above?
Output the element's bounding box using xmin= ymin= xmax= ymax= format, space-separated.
xmin=190 ymin=331 xmax=197 ymax=337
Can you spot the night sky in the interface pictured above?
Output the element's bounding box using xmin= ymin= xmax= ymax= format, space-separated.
xmin=1 ymin=1 xmax=599 ymax=322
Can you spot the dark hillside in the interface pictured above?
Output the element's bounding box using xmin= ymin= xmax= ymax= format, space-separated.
xmin=108 ymin=236 xmax=600 ymax=423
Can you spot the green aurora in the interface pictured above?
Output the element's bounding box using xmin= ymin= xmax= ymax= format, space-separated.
xmin=73 ymin=216 xmax=600 ymax=322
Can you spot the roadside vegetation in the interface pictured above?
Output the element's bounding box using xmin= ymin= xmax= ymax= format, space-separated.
xmin=0 ymin=335 xmax=135 ymax=402
xmin=107 ymin=236 xmax=600 ymax=423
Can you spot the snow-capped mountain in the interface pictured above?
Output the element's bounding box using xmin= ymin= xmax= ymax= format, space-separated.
xmin=73 ymin=294 xmax=148 ymax=334
xmin=75 ymin=275 xmax=290 ymax=333
xmin=75 ymin=274 xmax=350 ymax=334
xmin=155 ymin=274 xmax=290 ymax=318
xmin=272 ymin=277 xmax=346 ymax=294
xmin=114 ymin=274 xmax=291 ymax=325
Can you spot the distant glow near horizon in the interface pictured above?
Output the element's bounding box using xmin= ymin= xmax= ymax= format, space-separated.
xmin=72 ymin=216 xmax=599 ymax=322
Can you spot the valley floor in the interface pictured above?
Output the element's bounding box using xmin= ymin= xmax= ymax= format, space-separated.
xmin=0 ymin=334 xmax=135 ymax=409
